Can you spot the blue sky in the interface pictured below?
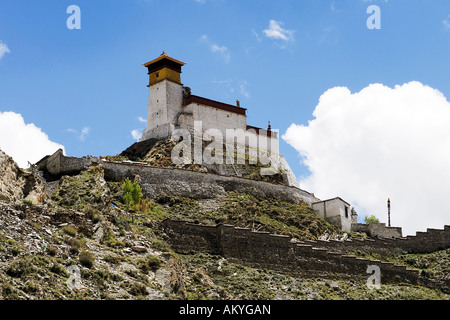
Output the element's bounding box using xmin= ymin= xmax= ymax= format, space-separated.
xmin=1 ymin=0 xmax=449 ymax=167
xmin=1 ymin=1 xmax=450 ymax=233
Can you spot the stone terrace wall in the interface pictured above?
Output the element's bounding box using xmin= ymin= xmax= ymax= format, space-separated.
xmin=311 ymin=225 xmax=450 ymax=256
xmin=36 ymin=149 xmax=100 ymax=178
xmin=102 ymin=161 xmax=317 ymax=205
xmin=161 ymin=219 xmax=447 ymax=289
xmin=36 ymin=151 xmax=318 ymax=205
xmin=352 ymin=222 xmax=403 ymax=239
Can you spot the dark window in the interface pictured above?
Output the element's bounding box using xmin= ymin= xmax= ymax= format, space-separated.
xmin=345 ymin=207 xmax=349 ymax=219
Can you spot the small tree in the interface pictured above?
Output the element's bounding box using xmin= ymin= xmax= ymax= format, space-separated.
xmin=131 ymin=181 xmax=142 ymax=206
xmin=364 ymin=215 xmax=380 ymax=224
xmin=122 ymin=178 xmax=142 ymax=212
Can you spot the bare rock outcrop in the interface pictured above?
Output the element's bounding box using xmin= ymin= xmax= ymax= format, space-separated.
xmin=0 ymin=149 xmax=46 ymax=204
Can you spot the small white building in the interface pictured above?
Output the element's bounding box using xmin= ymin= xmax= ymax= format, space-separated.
xmin=312 ymin=197 xmax=357 ymax=232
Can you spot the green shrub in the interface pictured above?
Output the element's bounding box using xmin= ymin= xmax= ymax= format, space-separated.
xmin=1 ymin=284 xmax=20 ymax=299
xmin=62 ymin=225 xmax=77 ymax=237
xmin=151 ymin=239 xmax=169 ymax=252
xmin=92 ymin=213 xmax=102 ymax=223
xmin=93 ymin=269 xmax=110 ymax=285
xmin=6 ymin=257 xmax=37 ymax=278
xmin=50 ymin=262 xmax=67 ymax=276
xmin=68 ymin=238 xmax=82 ymax=255
xmin=137 ymin=255 xmax=163 ymax=274
xmin=23 ymin=199 xmax=34 ymax=206
xmin=122 ymin=178 xmax=142 ymax=211
xmin=102 ymin=228 xmax=125 ymax=248
xmin=364 ymin=215 xmax=380 ymax=224
xmin=79 ymin=251 xmax=95 ymax=268
xmin=24 ymin=281 xmax=39 ymax=294
xmin=47 ymin=245 xmax=58 ymax=256
xmin=29 ymin=221 xmax=42 ymax=231
xmin=10 ymin=245 xmax=21 ymax=256
xmin=128 ymin=282 xmax=148 ymax=296
xmin=103 ymin=253 xmax=124 ymax=265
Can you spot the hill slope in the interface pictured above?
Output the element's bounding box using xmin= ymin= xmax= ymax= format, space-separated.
xmin=0 ymin=149 xmax=449 ymax=300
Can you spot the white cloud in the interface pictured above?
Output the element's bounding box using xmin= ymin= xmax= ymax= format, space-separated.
xmin=263 ymin=20 xmax=294 ymax=42
xmin=132 ymin=117 xmax=146 ymax=141
xmin=211 ymin=78 xmax=250 ymax=98
xmin=443 ymin=15 xmax=450 ymax=30
xmin=319 ymin=27 xmax=338 ymax=46
xmin=251 ymin=29 xmax=262 ymax=42
xmin=65 ymin=126 xmax=90 ymax=141
xmin=199 ymin=35 xmax=230 ymax=63
xmin=65 ymin=128 xmax=77 ymax=134
xmin=283 ymin=81 xmax=450 ymax=236
xmin=131 ymin=129 xmax=142 ymax=141
xmin=0 ymin=41 xmax=11 ymax=60
xmin=138 ymin=116 xmax=147 ymax=124
xmin=210 ymin=44 xmax=230 ymax=63
xmin=0 ymin=111 xmax=64 ymax=168
xmin=330 ymin=2 xmax=337 ymax=11
xmin=239 ymin=80 xmax=250 ymax=98
xmin=79 ymin=127 xmax=90 ymax=141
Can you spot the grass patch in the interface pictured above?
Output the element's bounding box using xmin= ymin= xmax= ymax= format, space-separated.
xmin=79 ymin=251 xmax=95 ymax=268
xmin=22 ymin=200 xmax=34 ymax=206
xmin=101 ymin=228 xmax=125 ymax=249
xmin=62 ymin=225 xmax=77 ymax=237
xmin=103 ymin=253 xmax=125 ymax=265
xmin=127 ymin=282 xmax=148 ymax=297
xmin=137 ymin=255 xmax=163 ymax=274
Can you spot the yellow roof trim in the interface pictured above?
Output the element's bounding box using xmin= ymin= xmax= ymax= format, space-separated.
xmin=143 ymin=51 xmax=186 ymax=67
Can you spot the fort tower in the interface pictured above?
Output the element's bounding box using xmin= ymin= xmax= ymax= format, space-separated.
xmin=141 ymin=51 xmax=186 ymax=140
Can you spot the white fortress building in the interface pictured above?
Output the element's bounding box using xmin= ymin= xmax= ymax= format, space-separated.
xmin=139 ymin=52 xmax=299 ymax=184
xmin=140 ymin=52 xmax=278 ymax=154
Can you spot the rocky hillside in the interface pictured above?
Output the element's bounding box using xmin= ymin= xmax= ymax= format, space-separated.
xmin=0 ymin=149 xmax=449 ymax=300
xmin=0 ymin=151 xmax=46 ymax=205
xmin=114 ymin=138 xmax=286 ymax=184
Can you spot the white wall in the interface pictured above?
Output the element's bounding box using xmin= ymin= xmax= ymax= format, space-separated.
xmin=183 ymin=102 xmax=247 ymax=137
xmin=143 ymin=85 xmax=280 ymax=157
xmin=182 ymin=102 xmax=279 ymax=155
xmin=146 ymin=80 xmax=183 ymax=132
xmin=312 ymin=198 xmax=353 ymax=232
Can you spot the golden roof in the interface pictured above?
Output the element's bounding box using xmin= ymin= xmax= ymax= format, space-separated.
xmin=143 ymin=51 xmax=186 ymax=67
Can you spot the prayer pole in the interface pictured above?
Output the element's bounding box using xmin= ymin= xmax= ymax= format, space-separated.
xmin=387 ymin=198 xmax=391 ymax=227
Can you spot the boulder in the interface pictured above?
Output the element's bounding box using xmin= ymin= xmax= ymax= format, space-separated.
xmin=131 ymin=246 xmax=148 ymax=253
